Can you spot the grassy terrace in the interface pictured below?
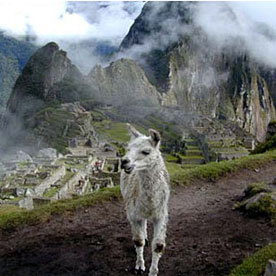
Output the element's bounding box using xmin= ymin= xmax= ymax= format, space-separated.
xmin=43 ymin=187 xmax=59 ymax=198
xmin=0 ymin=150 xmax=276 ymax=233
xmin=93 ymin=120 xmax=146 ymax=143
xmin=171 ymin=150 xmax=276 ymax=185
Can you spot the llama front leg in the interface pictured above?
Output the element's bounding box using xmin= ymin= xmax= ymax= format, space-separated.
xmin=130 ymin=219 xmax=147 ymax=273
xmin=149 ymin=216 xmax=167 ymax=276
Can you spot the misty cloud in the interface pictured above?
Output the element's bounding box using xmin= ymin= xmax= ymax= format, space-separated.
xmin=117 ymin=2 xmax=276 ymax=71
xmin=194 ymin=2 xmax=276 ymax=68
xmin=66 ymin=1 xmax=144 ymax=45
xmin=0 ymin=1 xmax=144 ymax=73
xmin=0 ymin=1 xmax=143 ymax=44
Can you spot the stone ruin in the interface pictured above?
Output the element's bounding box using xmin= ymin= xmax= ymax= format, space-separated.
xmin=102 ymin=158 xmax=121 ymax=173
xmin=88 ymin=176 xmax=114 ymax=193
xmin=0 ymin=144 xmax=122 ymax=210
xmin=191 ymin=118 xmax=253 ymax=162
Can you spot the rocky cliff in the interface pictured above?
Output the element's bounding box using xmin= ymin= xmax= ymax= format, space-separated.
xmin=0 ymin=33 xmax=36 ymax=112
xmin=7 ymin=42 xmax=81 ymax=115
xmin=87 ymin=58 xmax=160 ymax=106
xmin=120 ymin=1 xmax=276 ymax=142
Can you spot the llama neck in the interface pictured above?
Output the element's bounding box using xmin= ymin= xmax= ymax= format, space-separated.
xmin=137 ymin=156 xmax=163 ymax=189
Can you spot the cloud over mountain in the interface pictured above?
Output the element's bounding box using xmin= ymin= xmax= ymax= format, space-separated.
xmin=0 ymin=1 xmax=144 ymax=45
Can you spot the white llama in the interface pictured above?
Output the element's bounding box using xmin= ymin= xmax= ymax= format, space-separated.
xmin=120 ymin=124 xmax=170 ymax=276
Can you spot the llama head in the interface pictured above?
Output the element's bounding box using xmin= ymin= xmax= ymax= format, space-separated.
xmin=121 ymin=124 xmax=161 ymax=174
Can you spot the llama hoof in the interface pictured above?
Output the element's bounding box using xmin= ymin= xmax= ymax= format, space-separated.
xmin=134 ymin=268 xmax=145 ymax=275
xmin=145 ymin=239 xmax=149 ymax=247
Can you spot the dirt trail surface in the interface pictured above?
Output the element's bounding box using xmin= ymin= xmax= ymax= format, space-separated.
xmin=1 ymin=164 xmax=276 ymax=276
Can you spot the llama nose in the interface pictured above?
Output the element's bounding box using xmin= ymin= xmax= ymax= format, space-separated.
xmin=121 ymin=158 xmax=130 ymax=169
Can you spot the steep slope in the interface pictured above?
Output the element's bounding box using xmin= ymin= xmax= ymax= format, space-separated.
xmin=120 ymin=2 xmax=276 ymax=142
xmin=0 ymin=33 xmax=36 ymax=111
xmin=27 ymin=102 xmax=95 ymax=153
xmin=87 ymin=58 xmax=160 ymax=106
xmin=7 ymin=42 xmax=83 ymax=116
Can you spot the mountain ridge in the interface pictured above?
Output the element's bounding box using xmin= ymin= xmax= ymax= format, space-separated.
xmin=3 ymin=1 xmax=276 ymax=148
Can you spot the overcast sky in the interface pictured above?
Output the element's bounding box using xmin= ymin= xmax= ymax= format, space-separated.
xmin=0 ymin=1 xmax=276 ymax=46
xmin=0 ymin=1 xmax=144 ymax=45
xmin=1 ymin=1 xmax=276 ymax=71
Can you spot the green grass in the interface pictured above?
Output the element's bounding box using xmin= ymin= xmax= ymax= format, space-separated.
xmin=144 ymin=115 xmax=179 ymax=141
xmin=60 ymin=171 xmax=74 ymax=185
xmin=165 ymin=161 xmax=185 ymax=179
xmin=179 ymin=154 xmax=204 ymax=160
xmin=165 ymin=154 xmax=179 ymax=163
xmin=185 ymin=149 xmax=201 ymax=153
xmin=90 ymin=109 xmax=106 ymax=119
xmin=229 ymin=243 xmax=276 ymax=276
xmin=211 ymin=147 xmax=248 ymax=153
xmin=0 ymin=204 xmax=21 ymax=216
xmin=246 ymin=193 xmax=276 ymax=221
xmin=252 ymin=133 xmax=276 ymax=154
xmin=43 ymin=187 xmax=59 ymax=198
xmin=186 ymin=146 xmax=200 ymax=150
xmin=1 ymin=150 xmax=276 ymax=233
xmin=244 ymin=182 xmax=271 ymax=198
xmin=181 ymin=164 xmax=201 ymax=170
xmin=0 ymin=186 xmax=122 ymax=233
xmin=93 ymin=120 xmax=146 ymax=143
xmin=171 ymin=150 xmax=276 ymax=186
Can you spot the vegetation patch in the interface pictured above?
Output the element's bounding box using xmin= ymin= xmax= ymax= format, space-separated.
xmin=165 ymin=154 xmax=179 ymax=163
xmin=246 ymin=193 xmax=276 ymax=220
xmin=229 ymin=243 xmax=276 ymax=276
xmin=43 ymin=187 xmax=59 ymax=198
xmin=0 ymin=186 xmax=122 ymax=233
xmin=0 ymin=204 xmax=21 ymax=216
xmin=234 ymin=181 xmax=276 ymax=222
xmin=244 ymin=182 xmax=272 ymax=198
xmin=61 ymin=171 xmax=74 ymax=185
xmin=165 ymin=161 xmax=185 ymax=179
xmin=252 ymin=133 xmax=276 ymax=154
xmin=171 ymin=150 xmax=276 ymax=185
xmin=93 ymin=119 xmax=146 ymax=143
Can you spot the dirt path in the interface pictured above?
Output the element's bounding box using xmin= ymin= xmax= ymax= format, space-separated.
xmin=0 ymin=164 xmax=276 ymax=276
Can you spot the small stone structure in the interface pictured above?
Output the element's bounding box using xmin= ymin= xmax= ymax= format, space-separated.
xmin=88 ymin=176 xmax=114 ymax=192
xmin=68 ymin=137 xmax=93 ymax=148
xmin=34 ymin=165 xmax=66 ymax=196
xmin=102 ymin=158 xmax=121 ymax=173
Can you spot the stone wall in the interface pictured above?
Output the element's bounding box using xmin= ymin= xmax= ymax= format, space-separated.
xmin=34 ymin=165 xmax=66 ymax=196
xmin=19 ymin=197 xmax=33 ymax=210
xmin=53 ymin=172 xmax=84 ymax=200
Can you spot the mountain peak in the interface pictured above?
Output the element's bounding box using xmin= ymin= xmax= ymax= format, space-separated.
xmin=7 ymin=42 xmax=76 ymax=115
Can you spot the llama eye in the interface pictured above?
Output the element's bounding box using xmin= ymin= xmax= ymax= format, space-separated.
xmin=141 ymin=150 xmax=150 ymax=155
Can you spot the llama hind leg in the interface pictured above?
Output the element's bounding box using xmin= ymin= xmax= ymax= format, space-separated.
xmin=130 ymin=219 xmax=147 ymax=273
xmin=149 ymin=216 xmax=168 ymax=276
xmin=144 ymin=219 xmax=149 ymax=246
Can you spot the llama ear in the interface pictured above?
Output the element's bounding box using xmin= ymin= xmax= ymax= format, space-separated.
xmin=127 ymin=123 xmax=142 ymax=139
xmin=149 ymin=129 xmax=161 ymax=147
